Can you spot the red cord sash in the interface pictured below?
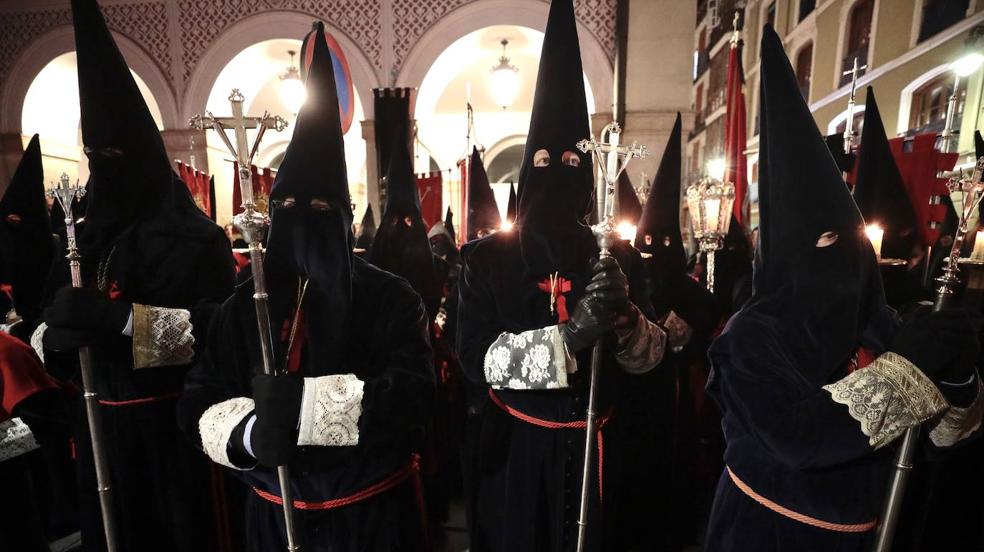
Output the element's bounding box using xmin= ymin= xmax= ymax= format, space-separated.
xmin=727 ymin=467 xmax=877 ymax=533
xmin=98 ymin=391 xmax=182 ymax=406
xmin=252 ymin=456 xmax=421 ymax=511
xmin=488 ymin=389 xmax=613 ymax=503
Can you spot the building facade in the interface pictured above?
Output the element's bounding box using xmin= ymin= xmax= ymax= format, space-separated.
xmin=690 ymin=0 xmax=984 ymax=227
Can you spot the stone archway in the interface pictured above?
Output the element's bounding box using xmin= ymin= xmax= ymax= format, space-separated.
xmin=182 ymin=11 xmax=381 ymax=123
xmin=0 ymin=24 xmax=179 ymax=133
xmin=395 ymin=0 xmax=614 ymax=115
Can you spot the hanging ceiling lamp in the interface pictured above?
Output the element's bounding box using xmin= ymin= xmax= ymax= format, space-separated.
xmin=489 ymin=39 xmax=520 ymax=110
xmin=279 ymin=49 xmax=306 ymax=114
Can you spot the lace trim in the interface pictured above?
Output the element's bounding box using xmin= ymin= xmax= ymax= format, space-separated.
xmin=929 ymin=378 xmax=984 ymax=447
xmin=483 ymin=326 xmax=572 ymax=390
xmin=131 ymin=304 xmax=195 ymax=369
xmin=662 ymin=311 xmax=693 ymax=351
xmin=0 ymin=418 xmax=39 ymax=463
xmin=30 ymin=323 xmax=46 ymax=363
xmin=615 ymin=314 xmax=666 ymax=374
xmin=297 ymin=374 xmax=363 ymax=447
xmin=199 ymin=397 xmax=255 ymax=469
xmin=823 ymin=352 xmax=948 ymax=449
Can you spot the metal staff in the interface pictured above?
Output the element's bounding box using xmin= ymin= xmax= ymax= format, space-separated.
xmin=191 ymin=90 xmax=299 ymax=551
xmin=874 ymin=155 xmax=984 ymax=551
xmin=575 ymin=123 xmax=647 ymax=552
xmin=47 ymin=175 xmax=120 ymax=552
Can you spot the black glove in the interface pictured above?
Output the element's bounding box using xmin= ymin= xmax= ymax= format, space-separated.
xmin=250 ymin=374 xmax=303 ymax=468
xmin=890 ymin=308 xmax=982 ymax=384
xmin=44 ymin=287 xmax=131 ymax=335
xmin=585 ymin=256 xmax=638 ymax=330
xmin=42 ymin=326 xmax=96 ymax=352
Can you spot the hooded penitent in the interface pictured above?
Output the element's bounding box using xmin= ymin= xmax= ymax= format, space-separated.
xmin=617 ymin=171 xmax=643 ymax=226
xmin=369 ymin=137 xmax=444 ymax=318
xmin=0 ymin=135 xmax=54 ymax=327
xmin=264 ymin=21 xmax=354 ymax=362
xmin=354 ymin=204 xmax=376 ymax=252
xmin=853 ymin=87 xmax=918 ymax=262
xmin=74 ymin=0 xmax=178 ymax=252
xmin=636 ymin=113 xmax=686 ymax=275
xmin=506 ymin=182 xmax=518 ymax=224
xmin=515 ymin=0 xmax=595 ymax=272
xmin=466 ymin=147 xmax=501 ymax=240
xmin=706 ymin=27 xmax=898 ymax=544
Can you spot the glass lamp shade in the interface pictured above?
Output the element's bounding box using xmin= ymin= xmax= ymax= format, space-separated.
xmin=489 ymin=62 xmax=520 ymax=110
xmin=280 ymin=76 xmax=307 ymax=114
xmin=686 ymin=176 xmax=736 ymax=250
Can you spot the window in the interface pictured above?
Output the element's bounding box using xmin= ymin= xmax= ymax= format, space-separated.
xmin=918 ymin=0 xmax=969 ymax=43
xmin=907 ymin=73 xmax=966 ymax=134
xmin=795 ymin=43 xmax=813 ymax=100
xmin=696 ymin=83 xmax=705 ymax=116
xmin=799 ymin=0 xmax=816 ymax=22
xmin=839 ymin=0 xmax=873 ymax=87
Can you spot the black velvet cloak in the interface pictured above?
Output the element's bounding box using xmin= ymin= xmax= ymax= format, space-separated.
xmin=178 ymin=258 xmax=434 ymax=552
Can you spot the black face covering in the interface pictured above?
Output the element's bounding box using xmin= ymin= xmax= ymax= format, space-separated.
xmin=264 ymin=21 xmax=354 ymax=344
xmin=0 ymin=134 xmax=54 ymax=322
xmin=73 ymin=0 xmax=174 ymax=251
xmin=516 ymin=0 xmax=595 ymax=273
xmin=745 ymin=25 xmax=895 ymax=378
xmin=636 ymin=113 xmax=686 ymax=277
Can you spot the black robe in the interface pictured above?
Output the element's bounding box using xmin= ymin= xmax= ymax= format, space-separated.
xmin=457 ymin=230 xmax=658 ymax=552
xmin=41 ymin=213 xmax=235 ymax=552
xmin=178 ymin=256 xmax=435 ymax=552
xmin=705 ymin=312 xmax=896 ymax=551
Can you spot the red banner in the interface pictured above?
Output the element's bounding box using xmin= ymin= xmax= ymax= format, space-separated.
xmin=416 ymin=170 xmax=443 ymax=228
xmin=723 ymin=38 xmax=748 ymax=225
xmin=176 ymin=161 xmax=212 ymax=219
xmin=231 ymin=162 xmax=275 ymax=215
xmin=888 ymin=132 xmax=958 ymax=247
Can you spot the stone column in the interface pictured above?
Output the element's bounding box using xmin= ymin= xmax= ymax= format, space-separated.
xmin=361 ymin=119 xmax=380 ymax=218
xmin=161 ymin=128 xmax=209 ymax=172
xmin=620 ymin=0 xmax=697 ymax=193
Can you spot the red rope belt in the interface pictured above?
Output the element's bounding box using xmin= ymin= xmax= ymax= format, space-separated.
xmin=252 ymin=455 xmax=421 ymax=511
xmin=488 ymin=389 xmax=613 ymax=502
xmin=98 ymin=391 xmax=182 ymax=406
xmin=727 ymin=467 xmax=877 ymax=533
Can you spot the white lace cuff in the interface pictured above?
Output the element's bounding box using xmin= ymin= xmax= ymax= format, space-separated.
xmin=484 ymin=326 xmax=574 ymax=390
xmin=297 ymin=374 xmax=363 ymax=447
xmin=0 ymin=418 xmax=39 ymax=463
xmin=615 ymin=313 xmax=666 ymax=374
xmin=823 ymin=352 xmax=948 ymax=449
xmin=662 ymin=311 xmax=693 ymax=351
xmin=199 ymin=397 xmax=255 ymax=469
xmin=132 ymin=304 xmax=195 ymax=369
xmin=929 ymin=378 xmax=984 ymax=447
xmin=30 ymin=323 xmax=46 ymax=363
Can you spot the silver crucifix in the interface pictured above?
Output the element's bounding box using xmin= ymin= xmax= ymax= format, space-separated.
xmin=577 ymin=122 xmax=648 ymax=255
xmin=841 ymin=57 xmax=867 ymax=157
xmin=189 ymin=89 xmax=288 ymax=245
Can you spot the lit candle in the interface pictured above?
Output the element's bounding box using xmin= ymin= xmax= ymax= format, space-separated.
xmin=865 ymin=224 xmax=884 ymax=260
xmin=618 ymin=221 xmax=636 ymax=241
xmin=972 ymin=230 xmax=984 ymax=261
xmin=704 ymin=198 xmax=720 ymax=234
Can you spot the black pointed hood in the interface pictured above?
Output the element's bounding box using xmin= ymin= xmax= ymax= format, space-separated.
xmin=445 ymin=207 xmax=457 ymax=242
xmin=516 ymin=0 xmax=595 ymax=271
xmin=617 ymin=171 xmax=642 ymax=226
xmin=977 ymin=131 xmax=984 ymax=223
xmin=506 ymin=182 xmax=518 ymax=223
xmin=0 ymin=135 xmax=54 ymax=323
xmin=853 ymin=88 xmax=918 ymax=261
xmin=370 ymin=139 xmax=442 ymax=318
xmin=73 ymin=0 xmax=174 ymax=250
xmin=738 ymin=25 xmax=894 ymax=376
xmin=466 ymin=147 xmax=501 ymax=240
xmin=354 ymin=204 xmax=376 ymax=251
xmin=265 ymin=21 xmax=352 ymax=298
xmin=636 ymin=113 xmax=685 ymax=274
